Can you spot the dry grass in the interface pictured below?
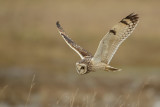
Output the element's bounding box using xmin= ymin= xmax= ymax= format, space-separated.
xmin=25 ymin=74 xmax=35 ymax=107
xmin=0 ymin=68 xmax=160 ymax=107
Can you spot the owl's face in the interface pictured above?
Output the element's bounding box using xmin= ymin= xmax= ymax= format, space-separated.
xmin=76 ymin=62 xmax=88 ymax=75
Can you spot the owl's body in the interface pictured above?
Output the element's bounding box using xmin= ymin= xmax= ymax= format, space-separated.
xmin=56 ymin=13 xmax=139 ymax=75
xmin=76 ymin=56 xmax=119 ymax=74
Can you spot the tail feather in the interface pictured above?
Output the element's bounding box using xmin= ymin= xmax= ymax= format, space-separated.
xmin=106 ymin=66 xmax=121 ymax=72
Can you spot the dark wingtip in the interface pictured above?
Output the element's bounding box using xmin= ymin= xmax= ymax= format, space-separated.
xmin=56 ymin=21 xmax=64 ymax=32
xmin=125 ymin=13 xmax=139 ymax=23
xmin=56 ymin=21 xmax=60 ymax=28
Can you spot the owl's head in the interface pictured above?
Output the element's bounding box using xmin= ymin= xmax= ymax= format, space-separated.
xmin=76 ymin=62 xmax=88 ymax=75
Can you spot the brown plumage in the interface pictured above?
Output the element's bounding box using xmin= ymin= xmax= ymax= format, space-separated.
xmin=56 ymin=13 xmax=139 ymax=74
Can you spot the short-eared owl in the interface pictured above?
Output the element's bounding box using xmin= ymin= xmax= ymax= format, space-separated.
xmin=56 ymin=13 xmax=139 ymax=75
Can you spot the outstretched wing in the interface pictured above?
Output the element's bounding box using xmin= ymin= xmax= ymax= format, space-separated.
xmin=56 ymin=21 xmax=92 ymax=59
xmin=92 ymin=13 xmax=139 ymax=64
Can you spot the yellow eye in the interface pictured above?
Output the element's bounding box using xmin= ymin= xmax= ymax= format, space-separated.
xmin=81 ymin=66 xmax=85 ymax=69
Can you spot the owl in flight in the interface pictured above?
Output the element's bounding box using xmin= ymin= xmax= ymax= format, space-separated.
xmin=56 ymin=13 xmax=139 ymax=75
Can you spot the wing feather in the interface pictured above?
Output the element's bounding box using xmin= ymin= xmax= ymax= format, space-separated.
xmin=92 ymin=13 xmax=139 ymax=64
xmin=56 ymin=21 xmax=92 ymax=59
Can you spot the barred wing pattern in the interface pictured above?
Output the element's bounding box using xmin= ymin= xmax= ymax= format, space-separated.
xmin=56 ymin=21 xmax=92 ymax=59
xmin=92 ymin=13 xmax=139 ymax=64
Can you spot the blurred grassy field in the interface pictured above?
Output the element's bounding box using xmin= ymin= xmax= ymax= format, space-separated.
xmin=0 ymin=0 xmax=160 ymax=107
